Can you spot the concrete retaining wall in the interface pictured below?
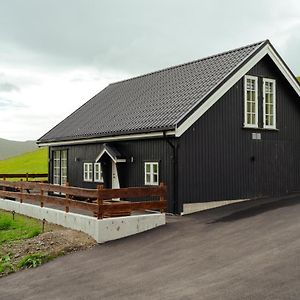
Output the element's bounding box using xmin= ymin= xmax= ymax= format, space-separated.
xmin=0 ymin=199 xmax=166 ymax=243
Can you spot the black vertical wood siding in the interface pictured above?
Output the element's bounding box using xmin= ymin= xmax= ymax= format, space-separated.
xmin=49 ymin=138 xmax=175 ymax=211
xmin=178 ymin=55 xmax=300 ymax=211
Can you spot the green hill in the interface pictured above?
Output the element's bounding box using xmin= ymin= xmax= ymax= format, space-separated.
xmin=0 ymin=138 xmax=38 ymax=160
xmin=0 ymin=148 xmax=48 ymax=174
xmin=297 ymin=76 xmax=300 ymax=82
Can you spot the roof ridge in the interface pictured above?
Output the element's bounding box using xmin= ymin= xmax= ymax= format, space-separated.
xmin=110 ymin=40 xmax=268 ymax=85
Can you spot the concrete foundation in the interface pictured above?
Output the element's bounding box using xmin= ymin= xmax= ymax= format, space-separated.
xmin=0 ymin=198 xmax=166 ymax=243
xmin=182 ymin=198 xmax=251 ymax=215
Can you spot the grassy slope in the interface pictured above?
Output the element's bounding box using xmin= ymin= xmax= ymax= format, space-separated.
xmin=0 ymin=148 xmax=48 ymax=174
xmin=0 ymin=210 xmax=41 ymax=245
xmin=0 ymin=138 xmax=37 ymax=160
xmin=297 ymin=76 xmax=300 ymax=82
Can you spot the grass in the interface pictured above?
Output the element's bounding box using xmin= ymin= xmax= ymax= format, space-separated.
xmin=297 ymin=76 xmax=300 ymax=83
xmin=0 ymin=147 xmax=48 ymax=174
xmin=0 ymin=210 xmax=41 ymax=245
xmin=0 ymin=210 xmax=55 ymax=275
xmin=17 ymin=253 xmax=54 ymax=269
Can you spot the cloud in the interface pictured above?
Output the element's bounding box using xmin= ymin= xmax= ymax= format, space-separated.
xmin=0 ymin=0 xmax=299 ymax=74
xmin=0 ymin=97 xmax=24 ymax=109
xmin=0 ymin=98 xmax=14 ymax=108
xmin=0 ymin=66 xmax=127 ymax=141
xmin=0 ymin=82 xmax=20 ymax=92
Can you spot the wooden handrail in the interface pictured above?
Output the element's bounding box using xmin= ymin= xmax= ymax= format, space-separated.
xmin=0 ymin=173 xmax=48 ymax=179
xmin=0 ymin=180 xmax=167 ymax=218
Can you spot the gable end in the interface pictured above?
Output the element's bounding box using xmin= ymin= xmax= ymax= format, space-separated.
xmin=175 ymin=42 xmax=300 ymax=137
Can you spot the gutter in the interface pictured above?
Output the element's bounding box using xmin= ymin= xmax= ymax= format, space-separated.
xmin=163 ymin=132 xmax=179 ymax=214
xmin=38 ymin=130 xmax=176 ymax=147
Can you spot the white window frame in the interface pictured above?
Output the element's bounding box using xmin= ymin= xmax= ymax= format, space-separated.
xmin=244 ymin=75 xmax=258 ymax=128
xmin=53 ymin=150 xmax=68 ymax=186
xmin=263 ymin=78 xmax=276 ymax=129
xmin=94 ymin=162 xmax=104 ymax=183
xmin=60 ymin=150 xmax=68 ymax=186
xmin=144 ymin=162 xmax=159 ymax=186
xmin=53 ymin=151 xmax=61 ymax=186
xmin=83 ymin=163 xmax=93 ymax=182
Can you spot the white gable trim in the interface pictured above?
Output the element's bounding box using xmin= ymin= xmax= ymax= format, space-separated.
xmin=95 ymin=148 xmax=126 ymax=163
xmin=175 ymin=44 xmax=300 ymax=137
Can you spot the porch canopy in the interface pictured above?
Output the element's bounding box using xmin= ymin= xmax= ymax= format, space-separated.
xmin=95 ymin=143 xmax=126 ymax=163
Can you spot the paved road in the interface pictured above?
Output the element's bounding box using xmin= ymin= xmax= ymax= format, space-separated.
xmin=1 ymin=195 xmax=300 ymax=300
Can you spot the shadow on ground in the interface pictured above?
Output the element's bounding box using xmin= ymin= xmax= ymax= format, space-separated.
xmin=209 ymin=194 xmax=300 ymax=223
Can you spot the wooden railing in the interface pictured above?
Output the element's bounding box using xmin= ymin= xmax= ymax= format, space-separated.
xmin=0 ymin=173 xmax=48 ymax=181
xmin=0 ymin=180 xmax=167 ymax=219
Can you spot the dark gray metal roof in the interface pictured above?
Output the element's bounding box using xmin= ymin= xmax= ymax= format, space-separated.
xmin=38 ymin=40 xmax=267 ymax=143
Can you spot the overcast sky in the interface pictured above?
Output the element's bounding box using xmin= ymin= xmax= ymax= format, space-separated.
xmin=1 ymin=0 xmax=300 ymax=141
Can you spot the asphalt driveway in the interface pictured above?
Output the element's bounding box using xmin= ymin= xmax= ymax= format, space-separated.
xmin=1 ymin=194 xmax=300 ymax=300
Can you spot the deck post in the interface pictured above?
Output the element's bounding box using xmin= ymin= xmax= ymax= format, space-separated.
xmin=97 ymin=185 xmax=104 ymax=219
xmin=40 ymin=188 xmax=44 ymax=208
xmin=159 ymin=182 xmax=165 ymax=213
xmin=65 ymin=182 xmax=70 ymax=213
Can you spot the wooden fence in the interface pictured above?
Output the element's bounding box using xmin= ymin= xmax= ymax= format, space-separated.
xmin=0 ymin=180 xmax=167 ymax=219
xmin=0 ymin=173 xmax=48 ymax=181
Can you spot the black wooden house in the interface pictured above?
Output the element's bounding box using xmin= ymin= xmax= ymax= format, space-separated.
xmin=38 ymin=40 xmax=300 ymax=214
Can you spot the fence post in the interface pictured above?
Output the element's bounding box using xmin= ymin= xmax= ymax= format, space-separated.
xmin=97 ymin=185 xmax=104 ymax=219
xmin=20 ymin=181 xmax=23 ymax=203
xmin=40 ymin=188 xmax=44 ymax=208
xmin=65 ymin=182 xmax=70 ymax=213
xmin=26 ymin=173 xmax=29 ymax=182
xmin=159 ymin=182 xmax=165 ymax=213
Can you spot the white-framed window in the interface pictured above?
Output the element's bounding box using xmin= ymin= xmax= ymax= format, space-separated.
xmin=144 ymin=162 xmax=159 ymax=186
xmin=244 ymin=75 xmax=258 ymax=128
xmin=83 ymin=163 xmax=93 ymax=182
xmin=53 ymin=150 xmax=68 ymax=185
xmin=60 ymin=150 xmax=67 ymax=185
xmin=94 ymin=163 xmax=104 ymax=182
xmin=263 ymin=78 xmax=276 ymax=129
xmin=53 ymin=151 xmax=61 ymax=185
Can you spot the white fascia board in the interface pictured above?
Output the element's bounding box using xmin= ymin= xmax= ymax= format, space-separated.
xmin=38 ymin=130 xmax=176 ymax=147
xmin=95 ymin=149 xmax=112 ymax=163
xmin=267 ymin=45 xmax=300 ymax=97
xmin=95 ymin=148 xmax=126 ymax=163
xmin=175 ymin=44 xmax=300 ymax=137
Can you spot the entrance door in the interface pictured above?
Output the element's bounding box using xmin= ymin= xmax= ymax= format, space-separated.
xmin=111 ymin=161 xmax=120 ymax=201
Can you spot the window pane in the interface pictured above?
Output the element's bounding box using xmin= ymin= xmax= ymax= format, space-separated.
xmin=247 ymin=114 xmax=251 ymax=124
xmin=153 ymin=174 xmax=158 ymax=184
xmin=153 ymin=163 xmax=158 ymax=174
xmin=146 ymin=174 xmax=151 ymax=183
xmin=146 ymin=163 xmax=150 ymax=173
xmin=247 ymin=91 xmax=251 ymax=101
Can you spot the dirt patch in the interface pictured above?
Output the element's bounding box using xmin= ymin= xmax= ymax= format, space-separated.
xmin=0 ymin=223 xmax=97 ymax=277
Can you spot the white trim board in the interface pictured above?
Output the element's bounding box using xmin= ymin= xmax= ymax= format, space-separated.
xmin=175 ymin=44 xmax=300 ymax=137
xmin=38 ymin=130 xmax=176 ymax=147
